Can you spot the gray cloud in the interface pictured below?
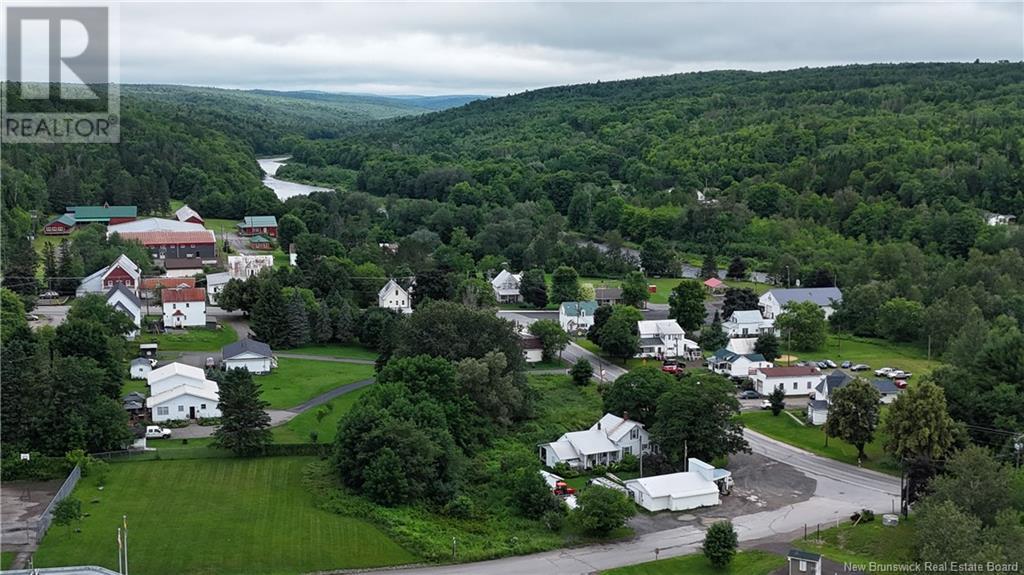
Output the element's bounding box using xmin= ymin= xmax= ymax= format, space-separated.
xmin=16 ymin=2 xmax=1024 ymax=94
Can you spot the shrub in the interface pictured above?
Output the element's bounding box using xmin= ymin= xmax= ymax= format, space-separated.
xmin=614 ymin=454 xmax=638 ymax=472
xmin=703 ymin=520 xmax=738 ymax=567
xmin=590 ymin=464 xmax=608 ymax=476
xmin=309 ymin=431 xmax=319 ymax=444
xmin=443 ymin=495 xmax=477 ymax=519
xmin=542 ymin=509 xmax=566 ymax=532
xmin=1 ymin=454 xmax=72 ymax=481
xmin=572 ymin=485 xmax=635 ymax=535
xmin=553 ymin=462 xmax=579 ymax=478
xmin=196 ymin=417 xmax=221 ymax=426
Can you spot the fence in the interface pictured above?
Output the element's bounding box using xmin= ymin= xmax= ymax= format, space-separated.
xmin=34 ymin=464 xmax=81 ymax=542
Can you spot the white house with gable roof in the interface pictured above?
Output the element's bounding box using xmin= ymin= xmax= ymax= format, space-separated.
xmin=759 ymin=287 xmax=842 ymax=320
xmin=636 ymin=319 xmax=700 ymax=360
xmin=539 ymin=413 xmax=649 ymax=469
xmin=491 ymin=270 xmax=522 ymax=304
xmin=722 ymin=310 xmax=776 ymax=338
xmin=145 ymin=362 xmax=221 ymax=422
xmin=624 ymin=458 xmax=731 ymax=512
xmin=76 ymin=254 xmax=142 ymax=297
xmin=378 ymin=279 xmax=412 ymax=314
xmin=105 ymin=284 xmax=142 ymax=338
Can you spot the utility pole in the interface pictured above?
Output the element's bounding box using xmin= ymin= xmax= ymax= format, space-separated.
xmin=684 ymin=441 xmax=688 ymax=471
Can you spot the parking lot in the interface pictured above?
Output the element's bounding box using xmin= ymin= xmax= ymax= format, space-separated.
xmin=0 ymin=479 xmax=62 ymax=550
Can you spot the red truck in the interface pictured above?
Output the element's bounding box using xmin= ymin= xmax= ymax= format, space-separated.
xmin=660 ymin=360 xmax=683 ymax=375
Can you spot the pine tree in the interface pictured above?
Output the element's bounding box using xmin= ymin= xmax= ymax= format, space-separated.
xmin=43 ymin=242 xmax=57 ymax=292
xmin=251 ymin=280 xmax=287 ymax=347
xmin=285 ymin=290 xmax=310 ymax=348
xmin=313 ymin=302 xmax=333 ymax=343
xmin=331 ymin=299 xmax=357 ymax=343
xmin=213 ymin=368 xmax=272 ymax=456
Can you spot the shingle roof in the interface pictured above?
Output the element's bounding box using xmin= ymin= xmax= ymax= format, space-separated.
xmin=140 ymin=277 xmax=196 ymax=290
xmin=148 ymin=362 xmax=206 ymax=383
xmin=378 ymin=279 xmax=407 ymax=299
xmin=768 ymin=287 xmax=843 ymax=307
xmin=175 ymin=205 xmax=203 ymax=223
xmin=787 ymin=549 xmax=821 ymax=562
xmin=758 ymin=366 xmax=821 ymax=377
xmin=594 ymin=287 xmax=623 ymax=300
xmin=69 ymin=205 xmax=137 ymax=220
xmin=222 ymin=338 xmax=273 ymax=360
xmin=872 ymin=379 xmax=902 ymax=394
xmin=106 ymin=283 xmax=142 ymax=309
xmin=560 ymin=301 xmax=599 ymax=317
xmin=161 ymin=287 xmax=207 ymax=303
xmin=239 ymin=215 xmax=278 ymax=227
xmin=728 ymin=310 xmax=766 ymax=323
xmin=205 ymin=272 xmax=231 ymax=287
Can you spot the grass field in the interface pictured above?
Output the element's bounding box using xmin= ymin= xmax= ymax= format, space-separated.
xmin=780 ymin=334 xmax=939 ymax=376
xmin=271 ymin=386 xmax=371 ymax=443
xmin=741 ymin=410 xmax=898 ymax=475
xmin=34 ymin=458 xmax=416 ymax=575
xmin=259 ymin=358 xmax=375 ymax=408
xmin=286 ymin=343 xmax=379 ymax=361
xmin=121 ymin=378 xmax=148 ymax=396
xmin=602 ymin=550 xmax=785 ymax=575
xmin=795 ymin=520 xmax=914 ymax=569
xmin=138 ymin=324 xmax=238 ymax=352
xmin=1 ymin=551 xmax=15 ymax=570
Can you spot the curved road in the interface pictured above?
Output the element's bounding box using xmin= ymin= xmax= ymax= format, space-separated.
xmin=383 ymin=430 xmax=899 ymax=575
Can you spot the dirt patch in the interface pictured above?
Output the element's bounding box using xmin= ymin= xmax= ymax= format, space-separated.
xmin=0 ymin=479 xmax=63 ymax=550
xmin=628 ymin=452 xmax=816 ymax=535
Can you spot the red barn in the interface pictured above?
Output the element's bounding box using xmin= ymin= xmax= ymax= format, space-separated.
xmin=43 ymin=213 xmax=76 ymax=235
xmin=237 ymin=216 xmax=278 ymax=237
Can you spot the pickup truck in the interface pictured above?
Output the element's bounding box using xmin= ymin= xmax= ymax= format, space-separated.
xmin=660 ymin=360 xmax=683 ymax=376
xmin=145 ymin=425 xmax=172 ymax=439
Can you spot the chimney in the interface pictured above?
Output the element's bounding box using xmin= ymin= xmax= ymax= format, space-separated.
xmin=622 ymin=411 xmax=630 ymax=421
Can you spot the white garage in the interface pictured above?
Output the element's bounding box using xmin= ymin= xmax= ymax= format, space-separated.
xmin=624 ymin=458 xmax=730 ymax=512
xmin=221 ymin=338 xmax=275 ymax=374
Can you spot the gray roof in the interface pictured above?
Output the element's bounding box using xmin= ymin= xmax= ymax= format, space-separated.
xmin=769 ymin=287 xmax=842 ymax=307
xmin=872 ymin=379 xmax=902 ymax=394
xmin=639 ymin=337 xmax=664 ymax=347
xmin=106 ymin=283 xmax=142 ymax=309
xmin=594 ymin=287 xmax=623 ymax=300
xmin=788 ymin=549 xmax=822 ymax=562
xmin=131 ymin=357 xmax=151 ymax=366
xmin=711 ymin=348 xmax=766 ymax=363
xmin=808 ymin=399 xmax=830 ymax=410
xmin=222 ymin=338 xmax=272 ymax=360
xmin=560 ymin=301 xmax=599 ymax=317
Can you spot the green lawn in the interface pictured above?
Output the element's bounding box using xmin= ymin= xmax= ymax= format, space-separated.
xmin=286 ymin=343 xmax=379 ymax=361
xmin=574 ymin=338 xmax=651 ymax=370
xmin=138 ymin=324 xmax=238 ymax=352
xmin=795 ymin=520 xmax=914 ymax=569
xmin=780 ymin=334 xmax=940 ymax=376
xmin=259 ymin=358 xmax=375 ymax=408
xmin=120 ymin=378 xmax=148 ymax=397
xmin=271 ymin=386 xmax=371 ymax=443
xmin=741 ymin=410 xmax=898 ymax=475
xmin=602 ymin=550 xmax=785 ymax=575
xmin=34 ymin=458 xmax=416 ymax=575
xmin=1 ymin=551 xmax=15 ymax=570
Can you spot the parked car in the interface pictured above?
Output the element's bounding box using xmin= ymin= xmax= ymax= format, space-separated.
xmin=738 ymin=390 xmax=760 ymax=399
xmin=841 ymin=361 xmax=852 ymax=369
xmin=851 ymin=364 xmax=871 ymax=371
xmin=660 ymin=359 xmax=683 ymax=376
xmin=825 ymin=360 xmax=837 ymax=368
xmin=875 ymin=367 xmax=895 ymax=377
xmin=889 ymin=370 xmax=912 ymax=379
xmin=816 ymin=361 xmax=828 ymax=369
xmin=893 ymin=379 xmax=908 ymax=389
xmin=796 ymin=361 xmax=808 ymax=367
xmin=761 ymin=399 xmax=783 ymax=410
xmin=145 ymin=425 xmax=172 ymax=439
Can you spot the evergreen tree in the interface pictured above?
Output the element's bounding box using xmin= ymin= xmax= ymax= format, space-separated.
xmin=519 ymin=268 xmax=549 ymax=309
xmin=570 ymin=358 xmax=594 ymax=386
xmin=331 ymin=298 xmax=357 ymax=343
xmin=722 ymin=287 xmax=759 ymax=318
xmin=699 ymin=316 xmax=729 ymax=351
xmin=285 ymin=289 xmax=311 ymax=348
xmin=703 ymin=520 xmax=738 ymax=568
xmin=313 ymin=301 xmax=333 ymax=343
xmin=251 ymin=280 xmax=288 ymax=348
xmin=700 ymin=252 xmax=718 ymax=280
xmin=668 ymin=280 xmax=706 ymax=332
xmin=43 ymin=242 xmax=57 ymax=292
xmin=753 ymin=333 xmax=780 ymax=361
xmin=725 ymin=256 xmax=747 ymax=280
xmin=550 ymin=266 xmax=581 ymax=304
xmin=213 ymin=368 xmax=272 ymax=456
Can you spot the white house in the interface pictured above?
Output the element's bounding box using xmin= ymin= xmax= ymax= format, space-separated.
xmin=636 ymin=320 xmax=700 ymax=360
xmin=787 ymin=550 xmax=823 ymax=575
xmin=519 ymin=335 xmax=544 ymax=364
xmin=539 ymin=413 xmax=649 ymax=469
xmin=491 ymin=270 xmax=522 ymax=304
xmin=807 ymin=372 xmax=903 ymax=425
xmin=162 ymin=287 xmax=207 ymax=328
xmin=147 ymin=362 xmax=217 ymax=396
xmin=205 ymin=272 xmax=231 ymax=305
xmin=708 ymin=348 xmax=773 ymax=379
xmin=129 ymin=357 xmax=152 ymax=380
xmin=146 ymin=384 xmax=220 ymax=422
xmin=76 ymin=254 xmax=142 ymax=297
xmin=722 ymin=310 xmax=775 ymax=338
xmin=105 ymin=284 xmax=142 ymax=338
xmin=559 ymin=301 xmax=598 ymax=334
xmin=378 ymin=279 xmax=412 ymax=314
xmin=624 ymin=458 xmax=731 ymax=512
xmin=227 ymin=254 xmax=274 ymax=279
xmin=759 ymin=287 xmax=842 ymax=320
xmin=221 ymin=339 xmax=276 ymax=374
xmin=751 ymin=366 xmax=826 ymax=397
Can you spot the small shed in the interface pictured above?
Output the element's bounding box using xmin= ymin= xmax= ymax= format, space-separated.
xmin=139 ymin=342 xmax=159 ymax=358
xmin=787 ymin=549 xmax=822 ymax=575
xmin=221 ymin=338 xmax=275 ymax=374
xmin=130 ymin=357 xmax=153 ymax=380
xmin=248 ymin=235 xmax=273 ymax=250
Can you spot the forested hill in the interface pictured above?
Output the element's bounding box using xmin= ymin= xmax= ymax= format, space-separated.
xmin=292 ymin=62 xmax=1024 ymax=230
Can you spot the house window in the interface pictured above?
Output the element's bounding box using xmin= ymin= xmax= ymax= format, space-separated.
xmin=186 ymin=303 xmax=190 ymax=308
xmin=792 ymin=382 xmax=797 ymax=390
xmin=157 ymin=407 xmax=169 ymax=415
xmin=201 ymin=404 xmax=207 ymax=410
xmin=807 ymin=381 xmax=812 ymax=388
xmin=178 ymin=405 xmax=184 ymax=412
xmin=630 ymin=428 xmax=639 ymax=440
xmin=622 ymin=446 xmax=632 ymax=455
xmin=799 ymin=561 xmax=807 ymax=572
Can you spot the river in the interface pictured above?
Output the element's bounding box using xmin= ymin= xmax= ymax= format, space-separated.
xmin=257 ymin=156 xmax=333 ymax=200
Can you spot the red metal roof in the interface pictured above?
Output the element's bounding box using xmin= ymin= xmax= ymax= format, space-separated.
xmin=758 ymin=366 xmax=821 ymax=377
xmin=115 ymin=230 xmax=215 ymax=246
xmin=703 ymin=278 xmax=724 ymax=288
xmin=161 ymin=287 xmax=207 ymax=303
xmin=141 ymin=277 xmax=196 ymax=290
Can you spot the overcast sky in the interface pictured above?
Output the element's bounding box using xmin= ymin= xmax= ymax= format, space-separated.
xmin=11 ymin=1 xmax=1024 ymax=95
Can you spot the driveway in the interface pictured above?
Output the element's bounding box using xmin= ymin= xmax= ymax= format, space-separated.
xmin=498 ymin=311 xmax=627 ymax=381
xmin=383 ymin=431 xmax=898 ymax=575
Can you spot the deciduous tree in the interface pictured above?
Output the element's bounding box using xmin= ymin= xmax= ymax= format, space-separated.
xmin=602 ymin=366 xmax=674 ymax=425
xmin=823 ymin=379 xmax=881 ymax=459
xmin=519 ymin=268 xmax=549 ymax=309
xmin=776 ymin=301 xmax=827 ymax=351
xmin=550 ymin=266 xmax=581 ymax=304
xmin=572 ymin=485 xmax=635 ymax=535
xmin=668 ymin=280 xmax=706 ymax=332
xmin=529 ymin=319 xmax=570 ymax=362
xmin=651 ymin=373 xmax=748 ymax=466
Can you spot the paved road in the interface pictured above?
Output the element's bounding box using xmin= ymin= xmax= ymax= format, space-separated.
xmin=385 ymin=431 xmax=899 ymax=575
xmin=275 ymin=353 xmax=374 ymax=365
xmin=498 ymin=311 xmax=628 ymax=381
